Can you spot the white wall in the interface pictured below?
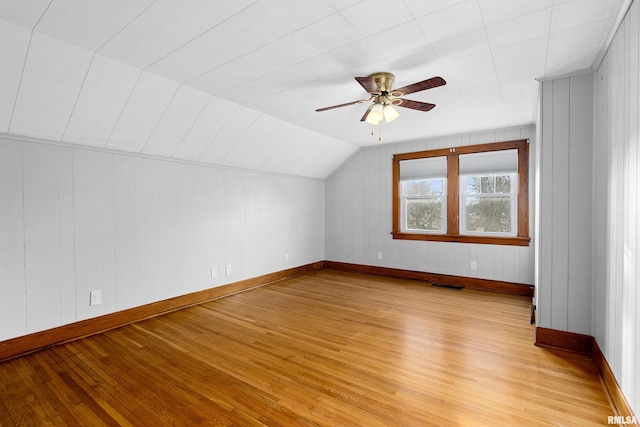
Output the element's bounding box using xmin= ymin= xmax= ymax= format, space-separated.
xmin=325 ymin=126 xmax=535 ymax=285
xmin=593 ymin=0 xmax=640 ymax=414
xmin=537 ymin=73 xmax=594 ymax=335
xmin=0 ymin=136 xmax=325 ymax=341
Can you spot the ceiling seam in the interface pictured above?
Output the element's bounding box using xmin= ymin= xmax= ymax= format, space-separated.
xmin=95 ymin=0 xmax=159 ymax=54
xmin=138 ymin=83 xmax=182 ymax=153
xmin=143 ymin=2 xmax=259 ymax=73
xmin=477 ymin=0 xmax=512 ymax=128
xmin=31 ymin=0 xmax=53 ymax=31
xmin=7 ymin=31 xmax=33 ymax=135
xmin=182 ymin=7 xmax=346 ymax=86
xmin=196 ymin=104 xmax=240 ymax=163
xmin=103 ymin=70 xmax=145 ymax=149
xmin=60 ymin=54 xmax=96 ymax=143
xmin=169 ymin=94 xmax=216 ymax=158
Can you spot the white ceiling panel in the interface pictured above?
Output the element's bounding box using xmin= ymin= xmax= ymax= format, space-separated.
xmin=477 ymin=0 xmax=553 ymax=27
xmin=142 ymin=85 xmax=211 ymax=157
xmin=63 ymin=55 xmax=140 ymax=146
xmin=107 ymin=71 xmax=179 ymax=152
xmin=402 ymin=0 xmax=466 ymax=20
xmin=485 ymin=8 xmax=553 ymax=50
xmin=222 ymin=114 xmax=281 ymax=169
xmin=416 ymin=0 xmax=484 ymax=43
xmin=0 ymin=66 xmax=22 ymax=133
xmin=327 ymin=0 xmax=364 ymax=11
xmin=147 ymin=4 xmax=291 ymax=83
xmin=550 ymin=0 xmax=626 ymax=33
xmin=545 ymin=45 xmax=597 ymax=76
xmin=0 ymin=19 xmax=30 ymax=133
xmin=10 ymin=32 xmax=92 ymax=140
xmin=547 ymin=19 xmax=614 ymax=56
xmin=0 ymin=1 xmax=630 ymax=178
xmin=172 ymin=97 xmax=239 ymax=161
xmin=340 ymin=0 xmax=414 ymax=37
xmin=491 ymin=36 xmax=549 ymax=68
xmin=366 ymin=21 xmax=428 ymax=58
xmin=21 ymin=31 xmax=92 ymax=84
xmin=496 ymin=57 xmax=546 ymax=81
xmin=441 ymin=50 xmax=495 ymax=78
xmin=0 ymin=18 xmax=30 ymax=69
xmin=199 ymin=106 xmax=262 ymax=165
xmin=0 ymin=1 xmax=49 ymax=29
xmin=11 ymin=76 xmax=83 ymax=141
xmin=257 ymin=0 xmax=336 ymax=31
xmin=34 ymin=0 xmax=155 ymax=51
xmin=99 ymin=0 xmax=256 ymax=69
xmin=430 ymin=29 xmax=491 ymax=62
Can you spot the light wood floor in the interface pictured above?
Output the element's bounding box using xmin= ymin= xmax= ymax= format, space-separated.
xmin=0 ymin=270 xmax=613 ymax=426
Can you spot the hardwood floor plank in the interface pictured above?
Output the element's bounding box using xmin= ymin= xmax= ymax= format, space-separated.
xmin=0 ymin=270 xmax=614 ymax=426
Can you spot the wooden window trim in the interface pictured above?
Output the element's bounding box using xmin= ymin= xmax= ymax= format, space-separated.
xmin=392 ymin=139 xmax=531 ymax=246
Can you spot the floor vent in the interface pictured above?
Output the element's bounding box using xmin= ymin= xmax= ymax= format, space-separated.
xmin=432 ymin=283 xmax=465 ymax=290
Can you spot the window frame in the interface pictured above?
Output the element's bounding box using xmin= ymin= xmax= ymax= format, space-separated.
xmin=392 ymin=139 xmax=530 ymax=246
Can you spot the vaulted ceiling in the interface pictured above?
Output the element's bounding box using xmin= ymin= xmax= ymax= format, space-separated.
xmin=0 ymin=0 xmax=628 ymax=178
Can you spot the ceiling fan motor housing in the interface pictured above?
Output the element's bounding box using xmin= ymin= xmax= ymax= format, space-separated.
xmin=369 ymin=72 xmax=395 ymax=94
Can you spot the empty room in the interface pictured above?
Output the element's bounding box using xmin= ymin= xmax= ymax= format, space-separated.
xmin=0 ymin=0 xmax=638 ymax=425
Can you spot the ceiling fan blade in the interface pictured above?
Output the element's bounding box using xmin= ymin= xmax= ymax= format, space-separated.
xmin=391 ymin=76 xmax=446 ymax=97
xmin=316 ymin=98 xmax=370 ymax=112
xmin=360 ymin=106 xmax=372 ymax=122
xmin=355 ymin=76 xmax=381 ymax=94
xmin=394 ymin=98 xmax=436 ymax=112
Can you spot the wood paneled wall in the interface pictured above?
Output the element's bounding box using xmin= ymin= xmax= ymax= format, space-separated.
xmin=0 ymin=136 xmax=325 ymax=341
xmin=537 ymin=73 xmax=594 ymax=335
xmin=593 ymin=0 xmax=640 ymax=416
xmin=325 ymin=126 xmax=535 ymax=286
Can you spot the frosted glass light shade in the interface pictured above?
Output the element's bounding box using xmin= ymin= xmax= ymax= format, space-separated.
xmin=365 ymin=104 xmax=384 ymax=125
xmin=384 ymin=105 xmax=399 ymax=123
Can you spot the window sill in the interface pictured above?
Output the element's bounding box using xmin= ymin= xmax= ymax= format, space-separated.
xmin=391 ymin=232 xmax=531 ymax=246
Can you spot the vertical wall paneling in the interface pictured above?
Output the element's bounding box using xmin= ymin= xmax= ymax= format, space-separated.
xmin=57 ymin=147 xmax=76 ymax=325
xmin=0 ymin=135 xmax=326 ymax=342
xmin=537 ymin=75 xmax=594 ymax=335
xmin=592 ymin=0 xmax=640 ymax=414
xmin=567 ymin=73 xmax=593 ymax=335
xmin=0 ymin=139 xmax=26 ymax=339
xmin=325 ymin=125 xmax=535 ymax=286
xmin=623 ymin=3 xmax=638 ymax=404
xmin=22 ymin=143 xmax=62 ymax=333
xmin=113 ymin=155 xmax=143 ymax=310
xmin=550 ymin=78 xmax=571 ymax=331
xmin=73 ymin=149 xmax=114 ymax=321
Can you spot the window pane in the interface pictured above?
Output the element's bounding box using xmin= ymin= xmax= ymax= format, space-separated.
xmin=465 ymin=177 xmax=480 ymax=194
xmin=406 ymin=198 xmax=443 ymax=231
xmin=403 ymin=179 xmax=444 ymax=197
xmin=464 ymin=196 xmax=511 ymax=233
xmin=480 ymin=176 xmax=494 ymax=193
xmin=496 ymin=175 xmax=511 ymax=193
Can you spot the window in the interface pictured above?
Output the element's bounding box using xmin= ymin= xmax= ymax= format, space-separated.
xmin=400 ymin=156 xmax=447 ymax=233
xmin=392 ymin=140 xmax=530 ymax=246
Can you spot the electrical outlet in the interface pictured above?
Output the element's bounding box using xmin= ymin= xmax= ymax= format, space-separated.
xmin=90 ymin=290 xmax=102 ymax=306
xmin=284 ymin=253 xmax=289 ymax=263
xmin=211 ymin=267 xmax=218 ymax=278
xmin=377 ymin=251 xmax=383 ymax=260
xmin=225 ymin=264 xmax=232 ymax=276
xmin=470 ymin=260 xmax=478 ymax=271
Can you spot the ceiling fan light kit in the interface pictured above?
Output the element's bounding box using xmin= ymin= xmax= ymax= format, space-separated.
xmin=316 ymin=72 xmax=446 ymax=134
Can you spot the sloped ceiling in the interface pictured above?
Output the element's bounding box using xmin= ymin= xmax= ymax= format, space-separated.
xmin=0 ymin=0 xmax=628 ymax=178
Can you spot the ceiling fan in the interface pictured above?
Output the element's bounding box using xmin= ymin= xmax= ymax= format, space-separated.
xmin=316 ymin=72 xmax=446 ymax=125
